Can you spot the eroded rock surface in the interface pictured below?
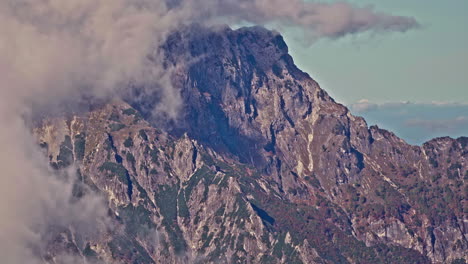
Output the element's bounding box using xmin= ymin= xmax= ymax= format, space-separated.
xmin=34 ymin=25 xmax=466 ymax=264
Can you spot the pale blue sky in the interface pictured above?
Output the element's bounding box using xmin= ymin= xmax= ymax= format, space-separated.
xmin=285 ymin=0 xmax=468 ymax=105
xmin=281 ymin=1 xmax=468 ymax=144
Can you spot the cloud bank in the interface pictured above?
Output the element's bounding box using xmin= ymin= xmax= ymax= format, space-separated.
xmin=0 ymin=0 xmax=420 ymax=262
xmin=405 ymin=116 xmax=468 ymax=133
xmin=350 ymin=99 xmax=468 ymax=113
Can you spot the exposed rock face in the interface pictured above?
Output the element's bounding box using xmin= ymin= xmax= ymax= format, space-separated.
xmin=34 ymin=25 xmax=466 ymax=263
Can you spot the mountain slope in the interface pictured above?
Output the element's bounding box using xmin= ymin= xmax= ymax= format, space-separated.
xmin=34 ymin=25 xmax=466 ymax=263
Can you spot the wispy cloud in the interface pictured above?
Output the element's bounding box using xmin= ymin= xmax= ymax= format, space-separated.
xmin=0 ymin=1 xmax=421 ymax=262
xmin=187 ymin=0 xmax=420 ymax=39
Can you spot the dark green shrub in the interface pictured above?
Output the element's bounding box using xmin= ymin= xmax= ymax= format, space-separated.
xmin=118 ymin=204 xmax=155 ymax=237
xmin=155 ymin=185 xmax=187 ymax=253
xmin=122 ymin=108 xmax=137 ymax=115
xmin=74 ymin=134 xmax=86 ymax=161
xmin=451 ymin=258 xmax=466 ymax=264
xmin=99 ymin=162 xmax=129 ymax=185
xmin=109 ymin=112 xmax=120 ymax=122
xmin=109 ymin=123 xmax=125 ymax=132
xmin=139 ymin=129 xmax=148 ymax=141
xmin=83 ymin=243 xmax=98 ymax=258
xmin=177 ymin=192 xmax=190 ymax=218
xmin=123 ymin=136 xmax=133 ymax=148
xmin=108 ymin=235 xmax=154 ymax=264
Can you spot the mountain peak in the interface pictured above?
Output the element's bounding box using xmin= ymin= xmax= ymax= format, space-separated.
xmin=33 ymin=25 xmax=467 ymax=263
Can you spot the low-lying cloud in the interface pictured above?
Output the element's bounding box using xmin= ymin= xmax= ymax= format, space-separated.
xmin=0 ymin=117 xmax=109 ymax=263
xmin=350 ymin=99 xmax=423 ymax=113
xmin=0 ymin=1 xmax=420 ymax=262
xmin=405 ymin=116 xmax=468 ymax=132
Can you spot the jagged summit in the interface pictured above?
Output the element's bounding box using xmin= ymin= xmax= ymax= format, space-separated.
xmin=34 ymin=25 xmax=467 ymax=263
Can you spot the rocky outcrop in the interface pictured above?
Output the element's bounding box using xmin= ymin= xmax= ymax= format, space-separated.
xmin=158 ymin=25 xmax=467 ymax=263
xmin=34 ymin=25 xmax=466 ymax=263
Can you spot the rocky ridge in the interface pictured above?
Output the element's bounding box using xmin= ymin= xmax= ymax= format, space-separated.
xmin=34 ymin=25 xmax=466 ymax=263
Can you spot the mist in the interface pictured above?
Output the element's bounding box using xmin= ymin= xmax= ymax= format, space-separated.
xmin=0 ymin=0 xmax=419 ymax=262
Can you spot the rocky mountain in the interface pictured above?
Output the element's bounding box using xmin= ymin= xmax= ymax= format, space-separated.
xmin=34 ymin=25 xmax=466 ymax=263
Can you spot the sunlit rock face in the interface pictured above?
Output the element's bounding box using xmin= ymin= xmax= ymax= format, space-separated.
xmin=35 ymin=25 xmax=466 ymax=263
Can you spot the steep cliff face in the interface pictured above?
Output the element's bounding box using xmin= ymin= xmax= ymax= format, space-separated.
xmin=162 ymin=25 xmax=467 ymax=262
xmin=34 ymin=25 xmax=466 ymax=263
xmin=35 ymin=101 xmax=271 ymax=263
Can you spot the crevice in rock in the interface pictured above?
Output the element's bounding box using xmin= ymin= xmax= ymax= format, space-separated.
xmin=123 ymin=170 xmax=133 ymax=201
xmin=264 ymin=124 xmax=276 ymax=154
xmin=115 ymin=154 xmax=123 ymax=164
xmin=250 ymin=203 xmax=275 ymax=226
xmin=351 ymin=147 xmax=365 ymax=171
xmin=302 ymin=102 xmax=313 ymax=119
xmin=276 ymin=157 xmax=284 ymax=193
xmin=280 ymin=96 xmax=295 ymax=128
xmin=191 ymin=144 xmax=198 ymax=167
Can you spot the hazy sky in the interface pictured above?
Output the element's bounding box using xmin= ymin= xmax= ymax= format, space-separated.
xmin=283 ymin=0 xmax=468 ymax=144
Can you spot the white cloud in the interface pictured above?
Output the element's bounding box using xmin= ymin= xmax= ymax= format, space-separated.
xmin=185 ymin=0 xmax=419 ymax=39
xmin=0 ymin=1 xmax=421 ymax=262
